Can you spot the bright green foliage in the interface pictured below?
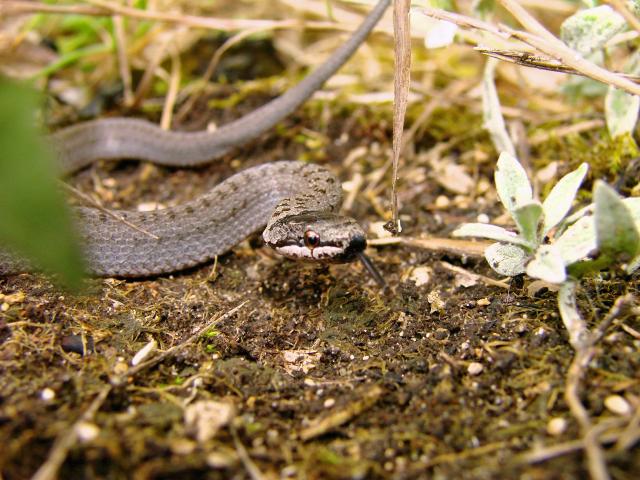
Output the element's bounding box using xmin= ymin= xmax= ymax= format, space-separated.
xmin=0 ymin=78 xmax=84 ymax=289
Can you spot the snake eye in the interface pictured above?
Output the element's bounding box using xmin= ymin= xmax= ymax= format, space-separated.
xmin=304 ymin=230 xmax=320 ymax=249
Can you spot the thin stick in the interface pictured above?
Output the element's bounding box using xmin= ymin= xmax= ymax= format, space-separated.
xmin=563 ymin=294 xmax=634 ymax=480
xmin=160 ymin=44 xmax=181 ymax=131
xmin=31 ymin=385 xmax=111 ymax=480
xmin=61 ymin=182 xmax=159 ymax=240
xmin=175 ymin=26 xmax=275 ymax=124
xmin=113 ymin=301 xmax=248 ymax=384
xmin=231 ymin=426 xmax=266 ymax=480
xmin=386 ymin=0 xmax=411 ymax=235
xmin=417 ymin=6 xmax=640 ymax=96
xmin=498 ymin=0 xmax=640 ymax=96
xmin=475 ymin=47 xmax=640 ymax=82
xmin=112 ymin=13 xmax=133 ymax=106
xmin=1 ymin=1 xmax=355 ymax=34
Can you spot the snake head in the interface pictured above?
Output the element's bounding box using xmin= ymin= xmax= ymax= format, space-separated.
xmin=263 ymin=213 xmax=366 ymax=263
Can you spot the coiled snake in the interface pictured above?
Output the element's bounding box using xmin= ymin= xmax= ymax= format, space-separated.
xmin=0 ymin=0 xmax=390 ymax=278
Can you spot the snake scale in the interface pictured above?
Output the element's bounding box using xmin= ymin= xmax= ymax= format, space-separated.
xmin=0 ymin=0 xmax=390 ymax=278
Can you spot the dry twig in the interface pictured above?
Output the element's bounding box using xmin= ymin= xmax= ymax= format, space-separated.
xmin=417 ymin=5 xmax=640 ymax=96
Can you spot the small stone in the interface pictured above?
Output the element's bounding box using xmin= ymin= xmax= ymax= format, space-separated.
xmin=131 ymin=339 xmax=157 ymax=366
xmin=40 ymin=388 xmax=55 ymax=402
xmin=113 ymin=361 xmax=129 ymax=375
xmin=434 ymin=195 xmax=450 ymax=208
xmin=467 ymin=362 xmax=484 ymax=376
xmin=427 ymin=290 xmax=445 ymax=313
xmin=61 ymin=334 xmax=95 ymax=356
xmin=185 ymin=400 xmax=235 ymax=443
xmin=369 ymin=221 xmax=393 ymax=239
xmin=546 ymin=417 xmax=567 ymax=436
xmin=409 ymin=266 xmax=431 ymax=287
xmin=477 ymin=213 xmax=490 ymax=223
xmin=170 ymin=438 xmax=196 ymax=455
xmin=604 ymin=395 xmax=631 ymax=416
xmin=75 ymin=421 xmax=100 ymax=443
xmin=137 ymin=202 xmax=165 ymax=212
xmin=206 ymin=451 xmax=236 ymax=469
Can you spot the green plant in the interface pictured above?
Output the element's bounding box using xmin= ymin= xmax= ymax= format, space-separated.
xmin=453 ymin=151 xmax=640 ymax=348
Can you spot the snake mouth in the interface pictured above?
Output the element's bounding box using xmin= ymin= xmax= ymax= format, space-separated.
xmin=274 ymin=233 xmax=366 ymax=263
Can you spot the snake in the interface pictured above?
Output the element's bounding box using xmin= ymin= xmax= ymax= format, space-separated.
xmin=0 ymin=0 xmax=390 ymax=278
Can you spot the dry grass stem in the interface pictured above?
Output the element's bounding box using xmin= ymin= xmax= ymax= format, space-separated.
xmin=528 ymin=119 xmax=606 ymax=146
xmin=160 ymin=45 xmax=181 ymax=130
xmin=418 ymin=5 xmax=640 ymax=96
xmin=61 ymin=183 xmax=159 ymax=239
xmin=117 ymin=301 xmax=248 ymax=384
xmin=31 ymin=385 xmax=112 ymax=480
xmin=175 ymin=26 xmax=277 ymax=124
xmin=1 ymin=0 xmax=371 ymax=34
xmin=387 ymin=0 xmax=411 ymax=235
xmin=476 ymin=47 xmax=640 ymax=82
xmin=602 ymin=0 xmax=640 ymax=35
xmin=112 ymin=14 xmax=133 ymax=106
xmin=564 ymin=295 xmax=635 ymax=480
xmin=368 ymin=236 xmax=490 ymax=259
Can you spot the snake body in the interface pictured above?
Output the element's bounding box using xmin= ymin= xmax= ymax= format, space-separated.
xmin=0 ymin=0 xmax=389 ymax=277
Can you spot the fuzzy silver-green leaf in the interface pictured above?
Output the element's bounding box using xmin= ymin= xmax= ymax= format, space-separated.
xmin=495 ymin=152 xmax=533 ymax=213
xmin=542 ymin=163 xmax=588 ymax=235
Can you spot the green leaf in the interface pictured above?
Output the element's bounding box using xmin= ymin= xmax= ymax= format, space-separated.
xmin=513 ymin=201 xmax=543 ymax=245
xmin=526 ymin=245 xmax=567 ymax=284
xmin=495 ymin=152 xmax=533 ymax=213
xmin=554 ymin=216 xmax=597 ymax=266
xmin=452 ymin=223 xmax=531 ymax=247
xmin=484 ymin=243 xmax=529 ymax=277
xmin=594 ymin=181 xmax=640 ymax=260
xmin=0 ymin=78 xmax=84 ymax=289
xmin=482 ymin=59 xmax=516 ymax=157
xmin=542 ymin=162 xmax=588 ymax=235
xmin=560 ymin=5 xmax=626 ymax=56
xmin=605 ymin=87 xmax=640 ymax=138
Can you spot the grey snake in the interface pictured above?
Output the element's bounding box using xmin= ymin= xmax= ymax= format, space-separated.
xmin=0 ymin=0 xmax=390 ymax=278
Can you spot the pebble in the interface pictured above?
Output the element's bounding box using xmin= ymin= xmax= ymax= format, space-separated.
xmin=409 ymin=266 xmax=431 ymax=287
xmin=467 ymin=362 xmax=484 ymax=376
xmin=76 ymin=421 xmax=100 ymax=443
xmin=604 ymin=395 xmax=631 ymax=416
xmin=546 ymin=417 xmax=567 ymax=436
xmin=40 ymin=388 xmax=55 ymax=402
xmin=61 ymin=334 xmax=95 ymax=356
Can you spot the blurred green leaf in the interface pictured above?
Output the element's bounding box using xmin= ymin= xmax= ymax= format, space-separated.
xmin=0 ymin=78 xmax=84 ymax=289
xmin=513 ymin=202 xmax=543 ymax=245
xmin=542 ymin=162 xmax=588 ymax=236
xmin=605 ymin=88 xmax=640 ymax=138
xmin=560 ymin=5 xmax=626 ymax=56
xmin=494 ymin=152 xmax=532 ymax=213
xmin=484 ymin=243 xmax=528 ymax=277
xmin=594 ymin=180 xmax=640 ymax=261
xmin=526 ymin=245 xmax=567 ymax=284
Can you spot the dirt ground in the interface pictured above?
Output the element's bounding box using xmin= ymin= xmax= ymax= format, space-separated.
xmin=1 ymin=2 xmax=640 ymax=479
